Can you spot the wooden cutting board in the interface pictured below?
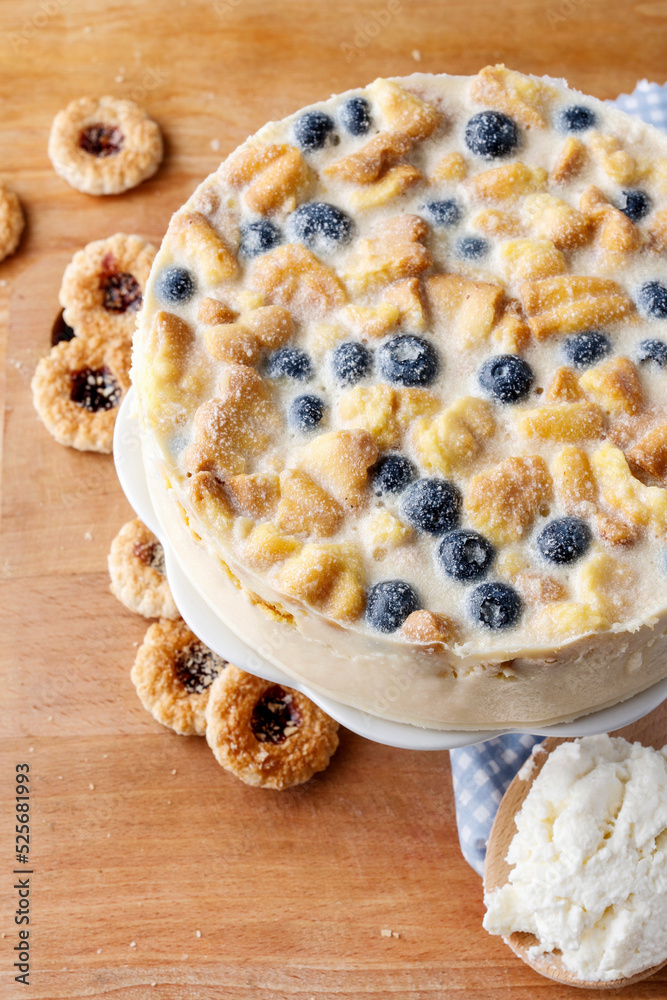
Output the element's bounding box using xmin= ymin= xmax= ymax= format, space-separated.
xmin=1 ymin=2 xmax=666 ymax=997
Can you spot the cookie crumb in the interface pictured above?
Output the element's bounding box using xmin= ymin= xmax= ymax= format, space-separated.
xmin=380 ymin=928 xmax=392 ymax=938
xmin=84 ymin=531 xmax=93 ymax=540
xmin=196 ymin=930 xmax=201 ymax=938
xmin=412 ymin=49 xmax=421 ymax=61
xmin=210 ymin=139 xmax=221 ymax=152
xmin=129 ymin=941 xmax=136 ymax=948
xmin=89 ymin=783 xmax=95 ymax=790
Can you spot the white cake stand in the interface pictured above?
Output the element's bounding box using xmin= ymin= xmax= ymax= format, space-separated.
xmin=113 ymin=390 xmax=667 ymax=750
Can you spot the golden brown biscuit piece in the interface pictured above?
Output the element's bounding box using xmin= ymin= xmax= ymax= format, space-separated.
xmin=185 ymin=364 xmax=281 ymax=477
xmin=31 ymin=335 xmax=130 ymax=453
xmin=131 ymin=619 xmax=228 ymax=736
xmin=250 ymin=244 xmax=346 ymax=318
xmin=0 ymin=182 xmax=24 ymax=262
xmin=205 ymin=664 xmax=339 ymax=789
xmin=401 ymin=610 xmax=460 ymax=644
xmin=48 ymin=96 xmax=163 ymax=195
xmin=465 ymin=455 xmax=553 ymax=544
xmin=628 ymin=424 xmax=667 ymax=484
xmin=108 ymin=518 xmax=179 ymax=620
xmin=59 ymin=233 xmax=156 ymax=343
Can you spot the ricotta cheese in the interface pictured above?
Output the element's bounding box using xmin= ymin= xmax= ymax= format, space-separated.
xmin=483 ymin=734 xmax=667 ymax=982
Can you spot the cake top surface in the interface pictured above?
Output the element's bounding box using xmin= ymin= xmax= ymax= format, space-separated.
xmin=133 ymin=65 xmax=667 ymax=655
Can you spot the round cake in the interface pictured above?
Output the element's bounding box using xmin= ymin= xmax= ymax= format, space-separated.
xmin=132 ymin=65 xmax=667 ymax=730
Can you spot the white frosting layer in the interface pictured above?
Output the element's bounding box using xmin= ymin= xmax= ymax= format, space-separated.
xmin=484 ymin=735 xmax=667 ymax=982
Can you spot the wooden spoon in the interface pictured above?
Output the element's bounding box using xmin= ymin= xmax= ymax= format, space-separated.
xmin=484 ymin=735 xmax=667 ymax=989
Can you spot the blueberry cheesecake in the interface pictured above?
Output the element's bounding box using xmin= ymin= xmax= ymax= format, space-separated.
xmin=132 ymin=66 xmax=667 ymax=729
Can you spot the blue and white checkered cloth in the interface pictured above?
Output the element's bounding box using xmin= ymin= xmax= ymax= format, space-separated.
xmin=450 ymin=79 xmax=667 ymax=877
xmin=451 ymin=734 xmax=543 ymax=874
xmin=614 ymin=80 xmax=667 ymax=130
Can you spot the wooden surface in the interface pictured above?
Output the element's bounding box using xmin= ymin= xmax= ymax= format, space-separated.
xmin=1 ymin=1 xmax=667 ymax=997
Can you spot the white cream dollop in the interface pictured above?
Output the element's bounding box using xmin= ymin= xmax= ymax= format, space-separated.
xmin=483 ymin=734 xmax=667 ymax=982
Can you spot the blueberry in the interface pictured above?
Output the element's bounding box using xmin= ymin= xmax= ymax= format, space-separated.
xmin=456 ymin=235 xmax=489 ymax=260
xmin=536 ymin=517 xmax=591 ymax=565
xmin=437 ymin=530 xmax=495 ymax=582
xmin=155 ymin=266 xmax=195 ymax=304
xmin=290 ymin=394 xmax=324 ymax=430
xmin=464 ymin=110 xmax=519 ymax=159
xmin=562 ymin=331 xmax=612 ymax=369
xmin=401 ymin=478 xmax=461 ymax=535
xmin=378 ymin=335 xmax=439 ymax=387
xmin=365 ymin=580 xmax=419 ymax=633
xmin=478 ymin=355 xmax=534 ymax=403
xmin=331 ymin=341 xmax=372 ymax=386
xmin=288 ymin=202 xmax=353 ymax=254
xmin=294 ymin=110 xmax=336 ymax=150
xmin=423 ymin=199 xmax=461 ymax=227
xmin=266 ymin=347 xmax=313 ymax=381
xmin=619 ymin=189 xmax=651 ymax=223
xmin=469 ymin=582 xmax=522 ymax=629
xmin=370 ymin=454 xmax=416 ymax=496
xmin=636 ymin=338 xmax=667 ymax=367
xmin=557 ymin=105 xmax=597 ymax=132
xmin=340 ymin=96 xmax=372 ymax=136
xmin=239 ymin=219 xmax=281 ymax=258
xmin=638 ymin=281 xmax=667 ymax=319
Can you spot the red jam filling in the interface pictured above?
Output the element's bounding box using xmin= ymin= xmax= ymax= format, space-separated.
xmin=79 ymin=124 xmax=124 ymax=157
xmin=251 ymin=685 xmax=302 ymax=744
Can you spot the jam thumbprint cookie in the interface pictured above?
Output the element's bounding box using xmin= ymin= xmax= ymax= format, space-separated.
xmin=205 ymin=664 xmax=339 ymax=789
xmin=131 ymin=619 xmax=228 ymax=736
xmin=60 ymin=233 xmax=156 ymax=342
xmin=108 ymin=518 xmax=179 ymax=620
xmin=0 ymin=181 xmax=24 ymax=262
xmin=31 ymin=334 xmax=130 ymax=452
xmin=48 ymin=96 xmax=163 ymax=195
